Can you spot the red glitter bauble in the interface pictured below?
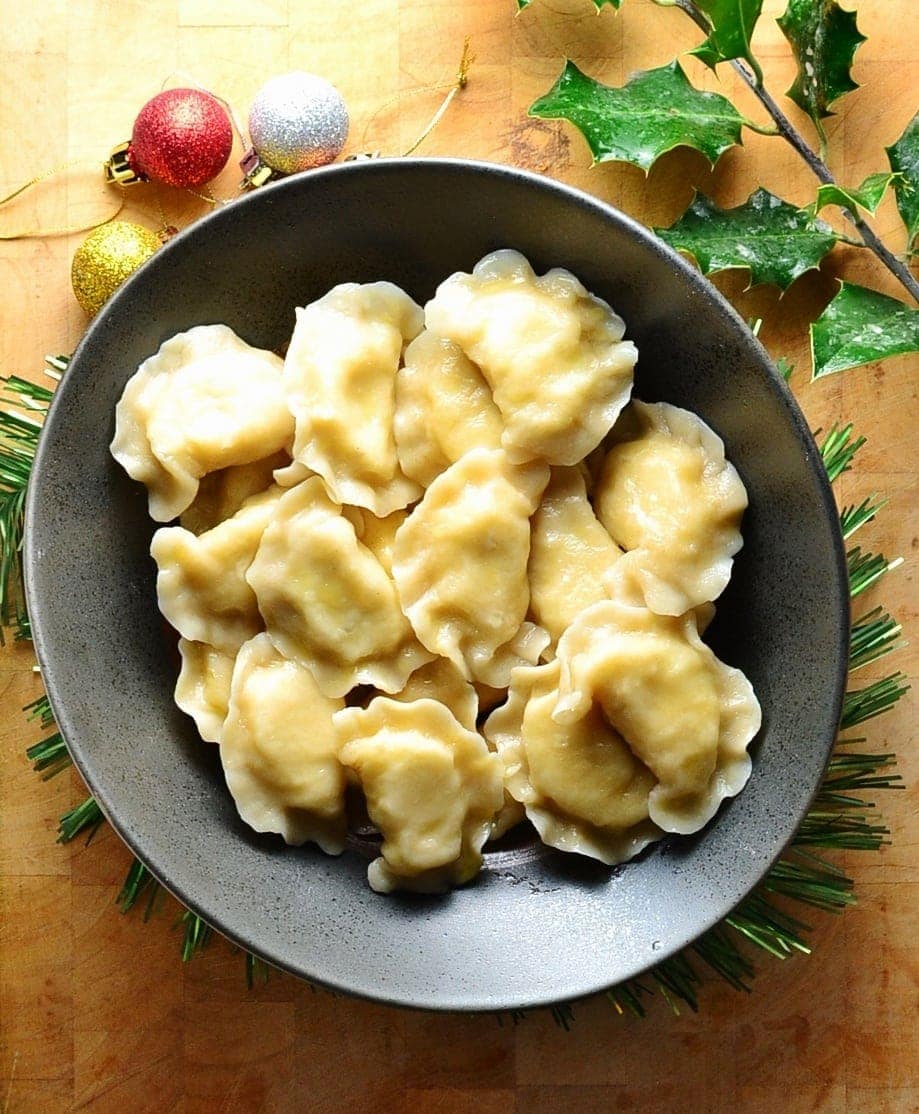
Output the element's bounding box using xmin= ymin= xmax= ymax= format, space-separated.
xmin=129 ymin=88 xmax=233 ymax=189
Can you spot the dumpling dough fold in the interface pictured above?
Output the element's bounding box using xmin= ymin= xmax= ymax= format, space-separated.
xmin=528 ymin=465 xmax=622 ymax=647
xmin=594 ymin=401 xmax=748 ymax=616
xmin=554 ymin=596 xmax=760 ymax=834
xmin=393 ymin=330 xmax=503 ymax=487
xmin=485 ymin=662 xmax=661 ymax=865
xmin=391 ymin=448 xmax=550 ymax=687
xmin=283 ymin=282 xmax=424 ymax=515
xmin=221 ymin=633 xmax=346 ymax=852
xmin=151 ymin=485 xmax=283 ymax=652
xmin=424 ymin=250 xmax=636 ymax=465
xmin=174 ymin=639 xmax=236 ymax=744
xmin=335 ymin=697 xmax=504 ymax=893
xmin=246 ymin=476 xmax=433 ymax=698
xmin=111 ymin=324 xmax=293 ymax=522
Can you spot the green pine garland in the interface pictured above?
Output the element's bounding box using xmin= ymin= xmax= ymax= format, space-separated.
xmin=4 ymin=363 xmax=907 ymax=1016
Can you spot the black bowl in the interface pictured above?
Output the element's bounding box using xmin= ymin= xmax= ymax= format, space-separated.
xmin=25 ymin=159 xmax=848 ymax=1011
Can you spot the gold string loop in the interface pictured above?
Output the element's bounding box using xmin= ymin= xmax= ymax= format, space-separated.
xmin=358 ymin=39 xmax=473 ymax=156
xmin=0 ymin=161 xmax=126 ymax=240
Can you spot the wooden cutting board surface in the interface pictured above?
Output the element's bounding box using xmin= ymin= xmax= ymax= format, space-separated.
xmin=0 ymin=1 xmax=916 ymax=1110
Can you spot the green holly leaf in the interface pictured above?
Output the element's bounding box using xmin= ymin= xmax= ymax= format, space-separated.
xmin=811 ymin=282 xmax=919 ymax=379
xmin=886 ymin=112 xmax=919 ymax=252
xmin=777 ymin=0 xmax=866 ymax=125
xmin=691 ymin=0 xmax=764 ymax=76
xmin=812 ymin=172 xmax=897 ymax=218
xmin=655 ymin=188 xmax=837 ymax=290
xmin=529 ymin=60 xmax=747 ymax=172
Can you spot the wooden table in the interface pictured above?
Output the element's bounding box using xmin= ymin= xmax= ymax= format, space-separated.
xmin=1 ymin=1 xmax=915 ymax=1110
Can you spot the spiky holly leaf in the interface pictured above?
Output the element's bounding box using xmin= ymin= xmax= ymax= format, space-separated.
xmin=811 ymin=282 xmax=919 ymax=379
xmin=886 ymin=112 xmax=919 ymax=252
xmin=812 ymin=172 xmax=897 ymax=217
xmin=777 ymin=0 xmax=866 ymax=123
xmin=691 ymin=0 xmax=764 ymax=75
xmin=529 ymin=60 xmax=746 ymax=172
xmin=655 ymin=188 xmax=837 ymax=290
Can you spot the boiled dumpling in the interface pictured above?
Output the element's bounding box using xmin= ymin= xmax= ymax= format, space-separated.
xmin=335 ymin=697 xmax=504 ymax=892
xmin=390 ymin=656 xmax=478 ymax=730
xmin=528 ymin=466 xmax=622 ymax=646
xmin=594 ymin=401 xmax=748 ymax=616
xmin=174 ymin=639 xmax=236 ymax=743
xmin=221 ymin=633 xmax=346 ymax=852
xmin=111 ymin=324 xmax=293 ymax=522
xmin=391 ymin=448 xmax=550 ymax=687
xmin=246 ymin=476 xmax=433 ymax=698
xmin=283 ymin=283 xmax=424 ymax=515
xmin=180 ymin=450 xmax=290 ymax=535
xmin=424 ymin=250 xmax=636 ymax=466
xmin=393 ymin=330 xmax=503 ymax=487
xmin=485 ymin=661 xmax=661 ymax=864
xmin=151 ymin=485 xmax=283 ymax=652
xmin=554 ymin=595 xmax=760 ymax=834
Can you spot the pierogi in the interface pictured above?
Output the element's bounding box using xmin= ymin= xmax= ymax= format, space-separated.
xmin=174 ymin=639 xmax=236 ymax=744
xmin=283 ymin=282 xmax=423 ymax=515
xmin=394 ymin=330 xmax=503 ymax=487
xmin=554 ymin=593 xmax=760 ymax=835
xmin=111 ymin=324 xmax=293 ymax=522
xmin=424 ymin=249 xmax=636 ymax=465
xmin=485 ymin=661 xmax=661 ymax=864
xmin=528 ymin=466 xmax=623 ymax=647
xmin=391 ymin=448 xmax=550 ymax=686
xmin=112 ymin=254 xmax=759 ymax=896
xmin=245 ymin=477 xmax=432 ymax=698
xmin=221 ymin=633 xmax=347 ymax=852
xmin=595 ymin=401 xmax=748 ymax=616
xmin=151 ymin=485 xmax=284 ymax=652
xmin=336 ymin=697 xmax=504 ymax=893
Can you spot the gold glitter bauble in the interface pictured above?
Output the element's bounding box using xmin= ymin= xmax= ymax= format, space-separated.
xmin=71 ymin=221 xmax=161 ymax=315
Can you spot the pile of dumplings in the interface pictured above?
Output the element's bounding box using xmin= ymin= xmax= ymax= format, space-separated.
xmin=110 ymin=249 xmax=761 ymax=895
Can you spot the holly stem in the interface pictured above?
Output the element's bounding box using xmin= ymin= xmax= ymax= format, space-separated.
xmin=675 ymin=0 xmax=919 ymax=304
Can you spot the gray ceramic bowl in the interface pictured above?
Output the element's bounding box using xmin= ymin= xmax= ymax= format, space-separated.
xmin=25 ymin=159 xmax=848 ymax=1012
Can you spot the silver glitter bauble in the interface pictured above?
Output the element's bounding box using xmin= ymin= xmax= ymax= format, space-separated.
xmin=248 ymin=72 xmax=349 ymax=174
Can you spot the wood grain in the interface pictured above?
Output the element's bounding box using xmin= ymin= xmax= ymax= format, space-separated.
xmin=1 ymin=1 xmax=916 ymax=1110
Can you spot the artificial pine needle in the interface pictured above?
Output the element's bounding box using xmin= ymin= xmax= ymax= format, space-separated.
xmin=819 ymin=423 xmax=866 ymax=481
xmin=840 ymin=494 xmax=887 ymax=538
xmin=842 ymin=673 xmax=910 ymax=729
xmin=848 ymin=547 xmax=902 ymax=598
xmin=26 ymin=732 xmax=72 ymax=779
xmin=245 ymin=952 xmax=270 ymax=989
xmin=58 ymin=796 xmax=104 ymax=844
xmin=24 ymin=693 xmax=55 ymax=730
xmin=607 ymin=981 xmax=652 ymax=1018
xmin=179 ymin=911 xmax=213 ymax=962
xmin=0 ymin=374 xmax=53 ymax=641
xmin=691 ymin=926 xmax=755 ymax=992
xmin=849 ymin=608 xmax=904 ymax=671
xmin=117 ymin=859 xmax=162 ymax=918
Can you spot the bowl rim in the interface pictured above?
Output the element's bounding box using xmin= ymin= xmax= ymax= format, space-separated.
xmin=24 ymin=156 xmax=850 ymax=1011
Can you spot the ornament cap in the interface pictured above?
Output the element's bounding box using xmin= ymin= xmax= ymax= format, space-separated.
xmin=104 ymin=141 xmax=144 ymax=186
xmin=239 ymin=148 xmax=279 ymax=191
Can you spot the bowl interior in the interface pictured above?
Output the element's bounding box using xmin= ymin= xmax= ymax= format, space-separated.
xmin=25 ymin=159 xmax=848 ymax=1011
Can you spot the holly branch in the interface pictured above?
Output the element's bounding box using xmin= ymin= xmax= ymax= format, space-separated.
xmin=523 ymin=0 xmax=919 ymax=378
